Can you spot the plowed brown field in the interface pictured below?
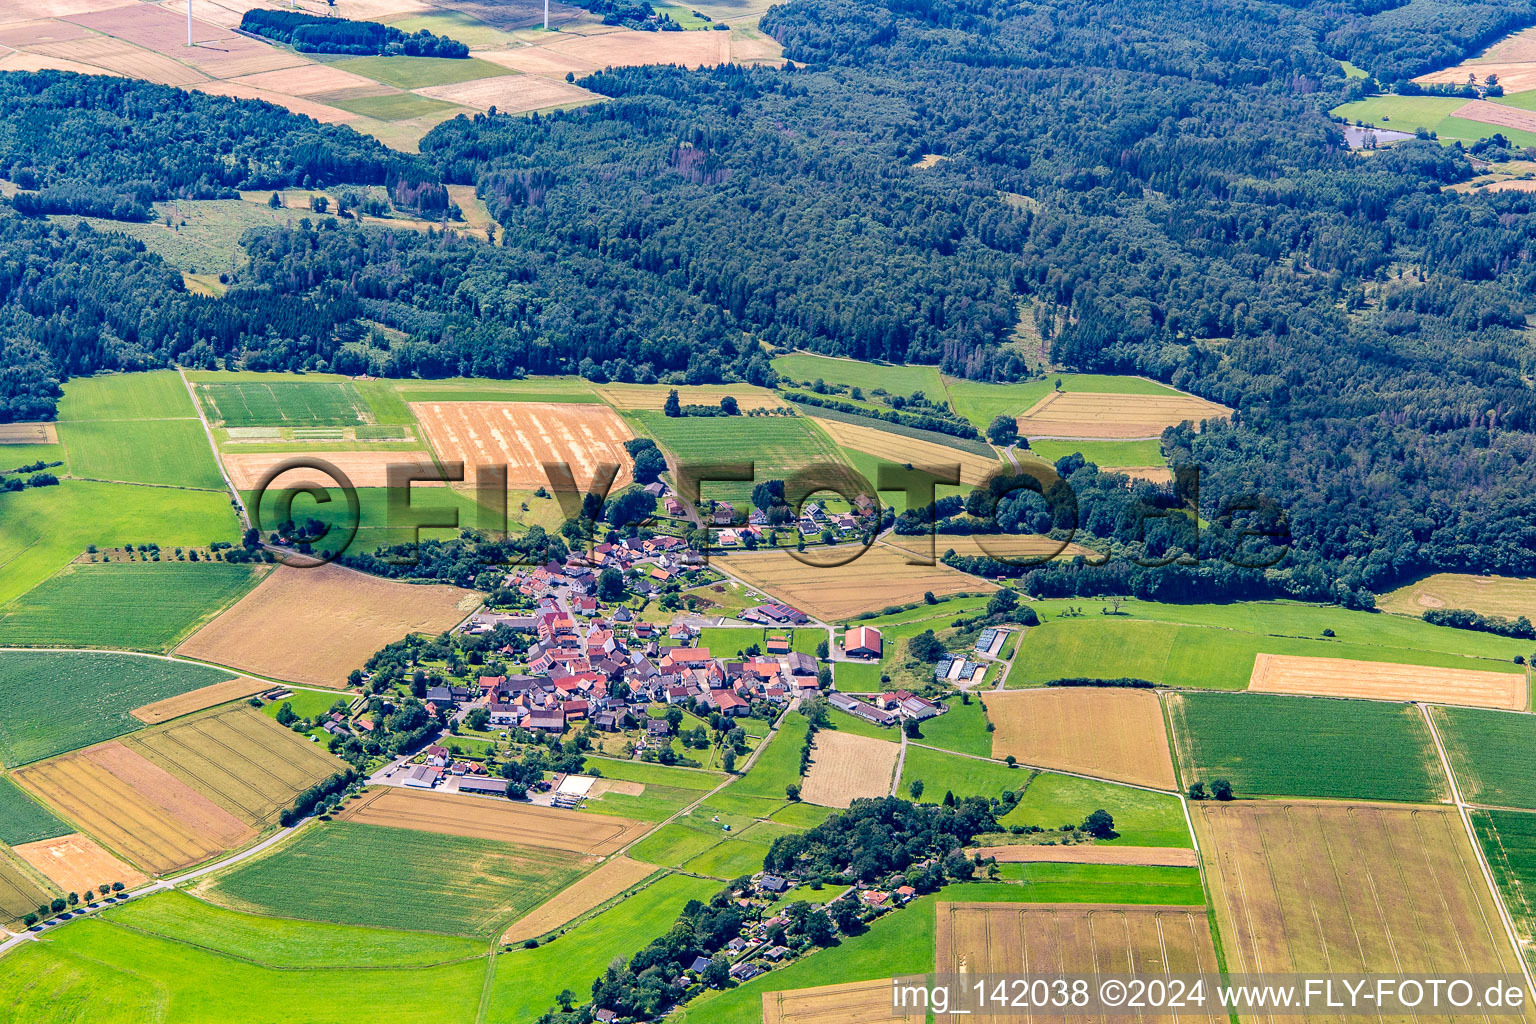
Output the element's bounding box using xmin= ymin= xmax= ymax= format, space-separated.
xmin=800 ymin=730 xmax=900 ymax=808
xmin=1016 ymin=390 xmax=1231 ymax=439
xmin=1248 ymin=652 xmax=1525 ymax=710
xmin=12 ymin=833 xmax=146 ymax=892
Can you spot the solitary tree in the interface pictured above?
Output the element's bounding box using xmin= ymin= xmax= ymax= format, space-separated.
xmin=720 ymin=395 xmax=739 ymax=415
xmin=1082 ymin=809 xmax=1117 ymax=838
xmin=1187 ymin=781 xmax=1207 ymax=800
xmin=1211 ymin=778 xmax=1234 ymax=801
xmin=664 ymin=389 xmax=682 ymax=417
xmin=786 ymin=783 xmax=801 ymax=801
xmin=987 ymin=414 xmax=1019 ymax=446
xmin=909 ymin=779 xmax=925 ymax=800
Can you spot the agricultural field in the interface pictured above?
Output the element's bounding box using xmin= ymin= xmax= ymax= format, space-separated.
xmin=240 ymin=482 xmax=528 ymax=556
xmin=943 ymin=373 xmax=1184 ymax=431
xmin=0 ymin=848 xmax=53 ymax=929
xmin=0 ymin=652 xmax=235 ymax=767
xmin=1005 ymin=610 xmax=1527 ymax=689
xmin=832 ymin=659 xmax=885 ymax=692
xmin=629 ymin=820 xmax=734 ymax=868
xmin=1432 ymin=706 xmax=1536 ymax=809
xmin=1378 ymin=572 xmax=1536 ymax=622
xmin=1015 ymin=389 xmax=1232 ymax=439
xmin=0 ymin=478 xmax=241 ymax=610
xmin=977 ymin=844 xmax=1198 ymax=866
xmin=0 ymin=916 xmax=489 ymax=1023
xmin=633 ymin=411 xmax=853 ymax=506
xmin=502 ymin=855 xmax=660 ymax=943
xmin=119 ymin=705 xmax=344 ymax=827
xmin=882 ymin=530 xmax=1092 ymax=565
xmin=811 ymin=412 xmax=1004 ymax=486
xmin=799 ymin=730 xmax=899 ymax=807
xmin=130 ymin=676 xmax=271 ymax=725
xmin=336 ymin=786 xmax=648 ymax=855
xmin=55 ymin=372 xmax=224 ymax=490
xmin=761 ymin=979 xmax=909 ymax=1024
xmin=412 ymin=400 xmax=636 ymax=491
xmin=1167 ymin=692 xmax=1445 ymax=802
xmin=936 ymin=902 xmax=1222 ymax=1024
xmin=106 ymin=890 xmax=484 ymax=968
xmin=0 ymin=562 xmax=266 ymax=651
xmin=0 ymin=774 xmax=69 ymax=846
xmin=1472 ymin=809 xmax=1536 ymax=963
xmin=578 ymin=756 xmax=725 ymax=821
xmin=598 ymin=383 xmax=788 ymax=411
xmin=219 ymin=449 xmax=442 ymax=489
xmin=207 ymin=820 xmax=590 ymax=938
xmin=198 ymin=381 xmax=374 ymax=428
xmin=1026 ymin=437 xmax=1166 ymax=468
xmin=898 ymin=744 xmax=1030 ymax=805
xmin=16 ymin=741 xmax=255 ymax=875
xmin=681 ymin=827 xmax=780 ymax=880
xmin=1331 ymin=93 xmax=1536 ymax=148
xmin=1248 ymin=651 xmax=1526 ymax=709
xmin=175 ymin=563 xmax=480 ymax=687
xmin=716 ymin=544 xmax=993 ymax=622
xmin=487 ymin=873 xmax=720 ymax=1023
xmin=1197 ymin=802 xmax=1530 ymax=992
xmin=704 ymin=712 xmax=810 ymax=818
xmin=911 ymin=696 xmax=993 ymax=756
xmin=982 ymin=688 xmax=1177 ymax=789
xmin=1003 ymin=772 xmax=1192 ymax=848
xmin=332 ymin=54 xmax=515 ymax=90
xmin=12 ymin=832 xmax=147 ymax=894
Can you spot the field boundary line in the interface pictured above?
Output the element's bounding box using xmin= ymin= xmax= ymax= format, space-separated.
xmin=180 ymin=366 xmax=250 ymax=533
xmin=1422 ymin=703 xmax=1536 ymax=1003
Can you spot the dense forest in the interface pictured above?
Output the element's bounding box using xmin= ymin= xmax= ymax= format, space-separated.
xmin=238 ymin=10 xmax=470 ymax=58
xmin=3 ymin=0 xmax=1536 ymax=599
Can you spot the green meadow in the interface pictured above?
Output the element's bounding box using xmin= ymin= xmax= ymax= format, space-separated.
xmin=0 ymin=651 xmax=234 ymax=767
xmin=332 ymin=55 xmax=515 ymax=90
xmin=55 ymin=372 xmax=224 ymax=490
xmin=633 ymin=412 xmax=852 ymax=506
xmin=1432 ymin=706 xmax=1536 ymax=809
xmin=1002 ymin=772 xmax=1191 ymax=847
xmin=1006 ymin=599 xmax=1528 ymax=689
xmin=486 ymin=873 xmax=718 ymax=1022
xmin=208 ymin=821 xmax=588 ymax=938
xmin=0 ymin=562 xmax=263 ymax=651
xmin=913 ymin=696 xmax=994 ymax=756
xmin=1169 ymin=692 xmax=1445 ymax=803
xmin=1028 ymin=438 xmax=1165 ymax=467
xmin=0 ymin=917 xmax=488 ymax=1024
xmin=0 ymin=479 xmax=240 ymax=607
xmin=945 ymin=372 xmax=1181 ymax=430
xmin=199 ymin=381 xmax=373 ymax=427
xmin=771 ymin=353 xmax=946 ymax=394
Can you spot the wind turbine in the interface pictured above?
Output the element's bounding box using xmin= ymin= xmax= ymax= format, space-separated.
xmin=544 ymin=0 xmax=549 ymax=31
xmin=187 ymin=0 xmax=192 ymax=46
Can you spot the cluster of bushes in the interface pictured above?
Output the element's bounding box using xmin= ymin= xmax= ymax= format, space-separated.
xmin=239 ymin=10 xmax=468 ymax=58
xmin=1423 ymin=607 xmax=1535 ymax=640
xmin=624 ymin=437 xmax=667 ymax=484
xmin=279 ymin=769 xmax=359 ymax=827
xmin=0 ymin=470 xmax=58 ymax=492
xmin=1045 ymin=677 xmax=1157 ymax=688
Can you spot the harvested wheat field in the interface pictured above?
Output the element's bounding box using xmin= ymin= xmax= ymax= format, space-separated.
xmin=1378 ymin=572 xmax=1536 ymax=621
xmin=12 ymin=833 xmax=147 ymax=893
xmin=983 ymin=689 xmax=1177 ymax=789
xmin=1418 ymin=42 xmax=1536 ymax=92
xmin=596 ymin=383 xmax=789 ymax=412
xmin=222 ymin=450 xmax=442 ymax=490
xmin=15 ymin=742 xmax=253 ymax=875
xmin=1120 ymin=465 xmax=1174 ymax=483
xmin=130 ymin=675 xmax=270 ymax=724
xmin=477 ymin=27 xmax=740 ymax=77
xmin=502 ymin=855 xmax=657 ymax=943
xmin=1453 ymin=99 xmax=1536 ymax=134
xmin=0 ymin=49 xmax=114 ymax=74
xmin=416 ymin=74 xmax=597 ymax=113
xmin=1195 ymin=801 xmax=1532 ymax=1006
xmin=66 ymin=4 xmax=308 ymax=78
xmin=800 ymin=730 xmax=900 ymax=808
xmin=936 ymin=902 xmax=1221 ymax=1024
xmin=881 ymin=531 xmax=1092 ymax=566
xmin=177 ymin=563 xmax=479 ymax=687
xmin=122 ymin=705 xmax=344 ymax=826
xmin=717 ymin=544 xmax=992 ymax=622
xmin=0 ymin=422 xmax=56 ymax=444
xmin=1016 ymin=390 xmax=1231 ymax=439
xmin=0 ymin=19 xmax=93 ymax=45
xmin=23 ymin=35 xmax=209 ymax=85
xmin=812 ymin=415 xmax=1002 ymax=486
xmin=0 ymin=852 xmax=51 ymax=929
xmin=186 ymin=81 xmax=361 ymax=124
xmin=0 ymin=0 xmax=130 ymax=23
xmin=967 ymin=844 xmax=1198 ymax=867
xmin=413 ymin=401 xmax=634 ymax=492
xmin=763 ymin=979 xmax=914 ymax=1024
xmin=338 ymin=787 xmax=647 ymax=855
xmin=1248 ymin=652 xmax=1525 ymax=711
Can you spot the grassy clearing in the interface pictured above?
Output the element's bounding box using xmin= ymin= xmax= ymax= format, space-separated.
xmin=771 ymin=353 xmax=945 ymax=394
xmin=1002 ymin=772 xmax=1191 ymax=847
xmin=0 ymin=562 xmax=263 ymax=651
xmin=944 ymin=373 xmax=1181 ymax=430
xmin=898 ymin=744 xmax=1029 ymax=802
xmin=824 ymin=706 xmax=900 ymax=742
xmin=0 ymin=917 xmax=487 ymax=1023
xmin=333 ymin=55 xmax=515 ymax=89
xmin=996 ymin=862 xmax=1205 ymax=901
xmin=682 ymin=832 xmax=774 ymax=879
xmin=487 ymin=873 xmax=719 ymax=1022
xmin=713 ymin=711 xmax=808 ymax=814
xmin=696 ymin=626 xmax=824 ymax=656
xmin=1168 ymin=692 xmax=1445 ymax=802
xmin=0 ymin=480 xmax=240 ymax=608
xmin=208 ymin=821 xmax=589 ymax=938
xmin=629 ymin=821 xmax=727 ymax=867
xmin=51 ymin=200 xmax=314 ymax=274
xmin=105 ymin=890 xmax=482 ymax=968
xmin=833 ymin=660 xmax=884 ymax=691
xmin=262 ymin=688 xmax=346 ymax=723
xmin=0 ymin=651 xmax=234 ymax=767
xmin=1332 ymin=95 xmax=1536 ymax=147
xmin=0 ymin=773 xmax=70 ymax=845
xmin=1432 ymin=706 xmax=1536 ymax=809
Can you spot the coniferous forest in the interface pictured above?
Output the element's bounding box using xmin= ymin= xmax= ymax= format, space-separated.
xmin=2 ymin=0 xmax=1536 ymax=601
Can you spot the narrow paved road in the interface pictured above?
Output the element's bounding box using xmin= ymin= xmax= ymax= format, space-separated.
xmin=1421 ymin=702 xmax=1536 ymax=1002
